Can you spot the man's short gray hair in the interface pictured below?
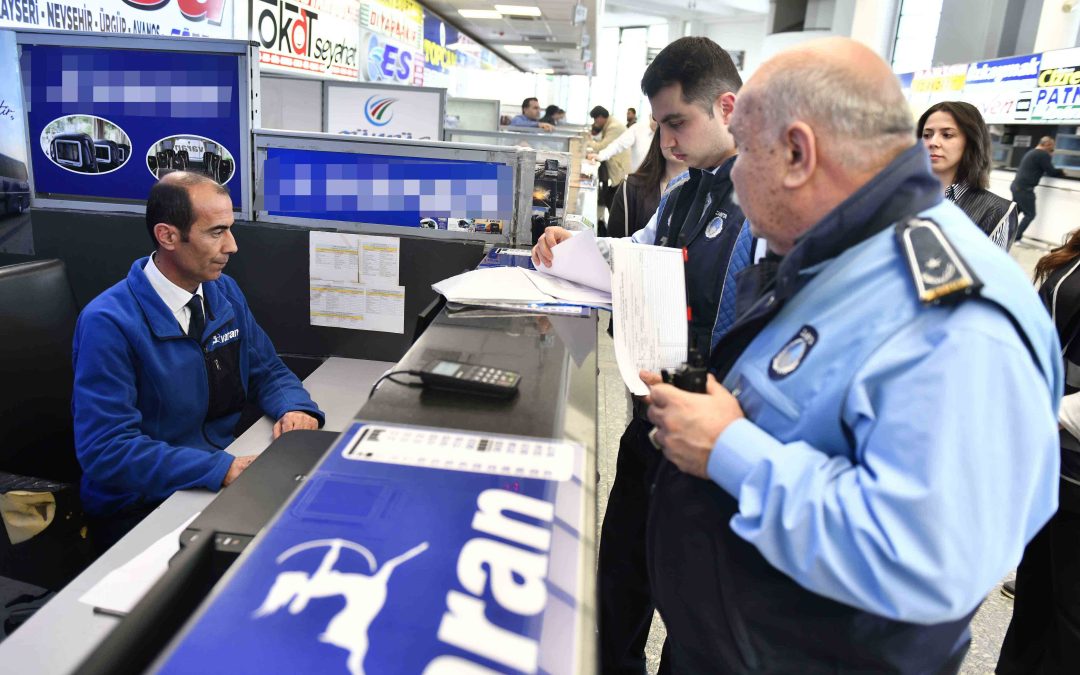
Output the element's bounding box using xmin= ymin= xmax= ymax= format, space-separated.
xmin=748 ymin=61 xmax=914 ymax=169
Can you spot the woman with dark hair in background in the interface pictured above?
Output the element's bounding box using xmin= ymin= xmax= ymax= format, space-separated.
xmin=918 ymin=100 xmax=1018 ymax=249
xmin=997 ymin=231 xmax=1080 ymax=673
xmin=606 ymin=127 xmax=687 ymax=238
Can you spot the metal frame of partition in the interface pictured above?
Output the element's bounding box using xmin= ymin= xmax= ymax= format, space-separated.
xmin=15 ymin=30 xmax=256 ymax=219
xmin=443 ymin=128 xmax=578 ymax=154
xmin=253 ymin=129 xmax=535 ymax=246
xmin=445 ymin=97 xmax=500 ymax=132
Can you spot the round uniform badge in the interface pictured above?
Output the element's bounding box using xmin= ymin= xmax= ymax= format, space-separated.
xmin=769 ymin=325 xmax=819 ymax=380
xmin=704 ymin=210 xmax=728 ymax=239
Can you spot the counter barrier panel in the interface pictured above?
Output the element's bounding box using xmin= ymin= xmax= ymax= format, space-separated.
xmin=444 ymin=130 xmax=575 ymax=154
xmin=445 ymin=97 xmax=500 ymax=132
xmin=255 ymin=131 xmax=533 ymax=244
xmin=16 ymin=31 xmax=254 ymax=217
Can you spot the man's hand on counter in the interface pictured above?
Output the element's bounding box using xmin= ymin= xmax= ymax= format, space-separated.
xmin=223 ymin=454 xmax=257 ymax=487
xmin=539 ymin=122 xmax=555 ymax=132
xmin=531 ymin=226 xmax=573 ymax=267
xmin=273 ymin=411 xmax=320 ymax=439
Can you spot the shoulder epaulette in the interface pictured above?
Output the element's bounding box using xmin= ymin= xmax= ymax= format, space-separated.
xmin=895 ymin=217 xmax=983 ymax=305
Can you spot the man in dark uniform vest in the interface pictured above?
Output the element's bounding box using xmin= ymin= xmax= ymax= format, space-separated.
xmin=533 ymin=37 xmax=751 ymax=675
xmin=642 ymin=38 xmax=1060 ymax=673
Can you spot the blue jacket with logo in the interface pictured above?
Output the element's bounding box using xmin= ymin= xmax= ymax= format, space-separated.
xmin=648 ymin=146 xmax=1062 ymax=672
xmin=73 ymin=258 xmax=324 ymax=517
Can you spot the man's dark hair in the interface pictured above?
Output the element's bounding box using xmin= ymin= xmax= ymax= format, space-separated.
xmin=145 ymin=171 xmax=229 ymax=247
xmin=627 ymin=107 xmax=636 ymax=114
xmin=641 ymin=36 xmax=742 ymax=115
xmin=916 ymin=101 xmax=992 ymax=190
xmin=590 ymin=105 xmax=609 ymax=119
xmin=521 ymin=97 xmax=538 ymax=113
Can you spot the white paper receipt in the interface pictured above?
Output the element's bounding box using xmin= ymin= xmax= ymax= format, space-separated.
xmin=341 ymin=424 xmax=576 ymax=482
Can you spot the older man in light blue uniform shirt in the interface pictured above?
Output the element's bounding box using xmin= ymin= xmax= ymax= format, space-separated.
xmin=642 ymin=38 xmax=1060 ymax=674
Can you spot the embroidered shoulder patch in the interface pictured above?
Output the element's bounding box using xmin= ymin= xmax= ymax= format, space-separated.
xmin=769 ymin=325 xmax=818 ymax=379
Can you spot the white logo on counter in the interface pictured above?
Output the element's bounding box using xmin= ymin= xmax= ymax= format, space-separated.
xmin=210 ymin=329 xmax=239 ymax=346
xmin=253 ymin=539 xmax=428 ymax=675
xmin=427 ymin=489 xmax=554 ymax=674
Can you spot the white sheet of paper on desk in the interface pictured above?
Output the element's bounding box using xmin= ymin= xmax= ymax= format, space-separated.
xmin=358 ymin=235 xmax=400 ymax=289
xmin=611 ymin=240 xmax=688 ymax=396
xmin=433 ymin=266 xmax=612 ymax=308
xmin=78 ymin=512 xmax=200 ymax=617
xmin=309 ymin=231 xmax=361 ymax=282
xmin=310 ymin=280 xmax=406 ymax=333
xmin=534 ymin=229 xmax=612 ymax=293
xmin=340 ymin=424 xmax=576 ymax=482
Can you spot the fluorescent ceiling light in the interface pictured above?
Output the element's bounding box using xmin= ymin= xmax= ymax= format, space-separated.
xmin=494 ymin=5 xmax=543 ymax=16
xmin=535 ymin=68 xmax=554 ymax=74
xmin=503 ymin=45 xmax=537 ymax=54
xmin=459 ymin=9 xmax=503 ymax=19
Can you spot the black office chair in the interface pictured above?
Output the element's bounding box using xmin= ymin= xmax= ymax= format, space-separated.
xmin=0 ymin=260 xmax=90 ymax=595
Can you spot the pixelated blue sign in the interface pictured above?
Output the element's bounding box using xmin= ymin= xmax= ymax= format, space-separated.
xmin=21 ymin=44 xmax=244 ymax=206
xmin=263 ymin=147 xmax=515 ymax=227
xmin=155 ymin=422 xmax=583 ymax=675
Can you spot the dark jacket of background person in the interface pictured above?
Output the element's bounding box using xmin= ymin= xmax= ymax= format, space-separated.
xmin=997 ymin=239 xmax=1080 ymax=675
xmin=1014 ymin=147 xmax=1065 ymax=190
xmin=607 ymin=174 xmax=659 ymax=239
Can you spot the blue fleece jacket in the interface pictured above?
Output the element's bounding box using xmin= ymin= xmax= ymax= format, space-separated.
xmin=73 ymin=258 xmax=324 ymax=517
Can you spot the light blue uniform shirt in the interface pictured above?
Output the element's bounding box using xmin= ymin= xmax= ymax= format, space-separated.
xmin=707 ymin=200 xmax=1061 ymax=624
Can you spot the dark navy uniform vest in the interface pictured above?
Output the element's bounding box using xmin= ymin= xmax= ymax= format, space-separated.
xmin=653 ymin=157 xmax=744 ymax=353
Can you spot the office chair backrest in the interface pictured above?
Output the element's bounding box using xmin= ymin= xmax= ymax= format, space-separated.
xmin=0 ymin=260 xmax=81 ymax=481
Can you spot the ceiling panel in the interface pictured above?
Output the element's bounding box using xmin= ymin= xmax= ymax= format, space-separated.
xmin=423 ymin=0 xmax=766 ymax=75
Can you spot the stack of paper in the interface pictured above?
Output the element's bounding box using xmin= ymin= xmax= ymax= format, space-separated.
xmin=433 ymin=230 xmax=613 ymax=310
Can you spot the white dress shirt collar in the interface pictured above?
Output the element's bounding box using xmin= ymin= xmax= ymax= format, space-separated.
xmin=144 ymin=253 xmax=203 ymax=332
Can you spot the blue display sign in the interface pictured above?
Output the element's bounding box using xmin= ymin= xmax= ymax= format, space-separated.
xmin=965 ymin=53 xmax=1042 ymax=85
xmin=422 ymin=12 xmax=459 ymax=74
xmin=263 ymin=147 xmax=515 ymax=227
xmin=155 ymin=422 xmax=584 ymax=675
xmin=20 ymin=43 xmax=244 ymax=207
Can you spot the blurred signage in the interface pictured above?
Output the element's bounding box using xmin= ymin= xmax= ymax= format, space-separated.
xmin=253 ymin=0 xmax=361 ymax=81
xmin=20 ymin=40 xmax=245 ymax=206
xmin=361 ymin=0 xmax=422 ymax=48
xmin=422 ymin=11 xmax=458 ymax=74
xmin=362 ymin=30 xmax=423 ymax=85
xmin=961 ymin=53 xmax=1042 ymax=124
xmin=1030 ymin=47 xmax=1080 ymax=123
xmin=0 ymin=0 xmax=233 ymax=37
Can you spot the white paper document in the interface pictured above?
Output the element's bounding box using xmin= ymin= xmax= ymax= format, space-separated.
xmin=359 ymin=235 xmax=401 ymax=289
xmin=611 ymin=240 xmax=689 ymax=396
xmin=433 ymin=266 xmax=611 ymax=308
xmin=309 ymin=232 xmax=405 ymax=332
xmin=310 ymin=281 xmax=406 ymax=333
xmin=309 ymin=231 xmax=360 ymax=282
xmin=534 ymin=229 xmax=612 ymax=293
xmin=78 ymin=512 xmax=200 ymax=617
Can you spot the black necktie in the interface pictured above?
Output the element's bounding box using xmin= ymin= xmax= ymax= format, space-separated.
xmin=186 ymin=294 xmax=205 ymax=339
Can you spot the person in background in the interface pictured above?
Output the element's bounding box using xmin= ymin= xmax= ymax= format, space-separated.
xmin=536 ymin=37 xmax=749 ymax=674
xmin=997 ymin=235 xmax=1080 ymax=674
xmin=627 ymin=107 xmax=638 ymax=126
xmin=918 ymin=101 xmax=1018 ymax=249
xmin=643 ymin=37 xmax=1059 ymax=673
xmin=540 ymin=104 xmax=564 ymax=126
xmin=509 ymin=97 xmax=554 ymax=132
xmin=587 ymin=105 xmax=631 ymax=229
xmin=606 ymin=130 xmax=688 ymax=238
xmin=1012 ymin=136 xmax=1065 ymax=240
xmin=588 ymin=117 xmax=656 ymax=176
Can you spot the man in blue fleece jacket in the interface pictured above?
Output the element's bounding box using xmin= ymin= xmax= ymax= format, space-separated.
xmin=73 ymin=172 xmax=324 ymax=551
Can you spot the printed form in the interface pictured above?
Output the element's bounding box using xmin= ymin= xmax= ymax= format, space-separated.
xmin=309 ymin=232 xmax=405 ymax=333
xmin=611 ymin=240 xmax=688 ymax=396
